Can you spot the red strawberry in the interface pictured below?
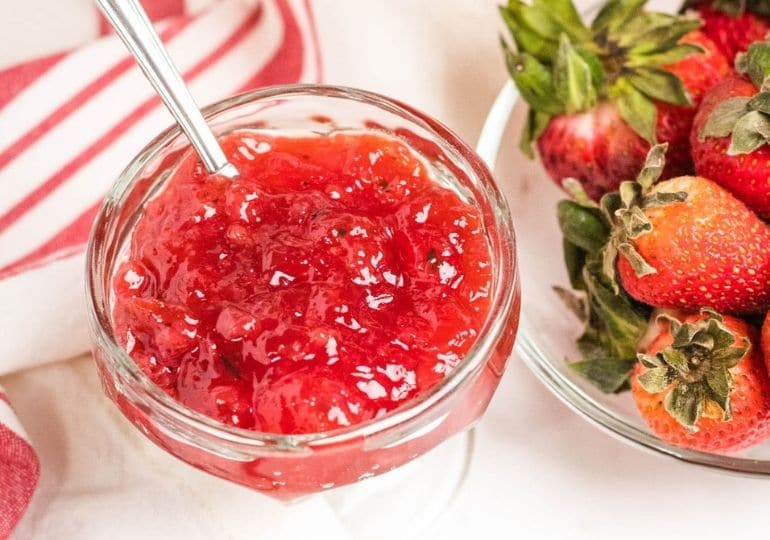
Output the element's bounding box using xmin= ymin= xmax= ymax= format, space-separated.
xmin=535 ymin=104 xmax=650 ymax=200
xmin=501 ymin=0 xmax=728 ymax=200
xmin=690 ymin=1 xmax=770 ymax=62
xmin=603 ymin=145 xmax=770 ymax=314
xmin=631 ymin=310 xmax=770 ymax=452
xmin=691 ymin=42 xmax=770 ymax=217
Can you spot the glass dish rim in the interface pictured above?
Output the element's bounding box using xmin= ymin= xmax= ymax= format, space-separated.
xmin=84 ymin=83 xmax=519 ymax=451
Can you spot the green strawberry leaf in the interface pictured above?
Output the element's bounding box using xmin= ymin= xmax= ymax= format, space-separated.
xmin=500 ymin=2 xmax=559 ymax=62
xmin=563 ymin=238 xmax=587 ymax=289
xmin=699 ymin=97 xmax=751 ymax=141
xmin=618 ymin=181 xmax=642 ymax=209
xmin=727 ymin=109 xmax=770 ymax=154
xmin=575 ymin=47 xmax=606 ymax=88
xmin=590 ymin=0 xmax=646 ymax=34
xmin=660 ymin=347 xmax=691 ymax=373
xmin=711 ymin=346 xmax=749 ymax=367
xmin=706 ymin=385 xmax=732 ymax=421
xmin=553 ymin=34 xmax=598 ymax=114
xmin=502 ymin=43 xmax=564 ymax=115
xmin=502 ymin=1 xmax=563 ymax=41
xmin=638 ymin=352 xmax=663 ymax=369
xmin=576 ymin=330 xmax=611 ymax=359
xmin=532 ymin=0 xmax=590 ymax=42
xmin=557 ymin=199 xmax=610 ymax=253
xmin=553 ymin=285 xmax=589 ymax=321
xmin=621 ymin=14 xmax=701 ymax=54
xmin=609 ymin=78 xmax=657 ymax=144
xmin=616 ymin=207 xmax=652 ymax=239
xmin=599 ymin=191 xmax=622 ymax=226
xmin=499 ymin=2 xmax=560 ymax=60
xmin=617 ymin=242 xmax=657 ymax=276
xmin=626 ymin=67 xmax=692 ymax=106
xmin=582 ymin=262 xmax=650 ymax=358
xmin=635 ymin=143 xmax=668 ymax=189
xmin=736 ymin=41 xmax=770 ymax=89
xmin=637 ymin=365 xmax=674 ymax=393
xmin=519 ymin=109 xmax=552 ymax=157
xmin=664 ymin=383 xmax=704 ymax=431
xmin=642 ymin=191 xmax=688 ymax=208
xmin=705 ymin=367 xmax=732 ymax=408
xmin=511 ymin=26 xmax=559 ymax=62
xmin=569 ymin=357 xmax=637 ymax=393
xmin=748 ymin=92 xmax=770 ymax=113
xmin=555 ymin=189 xmax=652 ymax=396
xmin=562 ymin=178 xmax=600 ymax=207
xmin=601 ymin=241 xmax=620 ymax=289
xmin=626 ymin=43 xmax=704 ymax=68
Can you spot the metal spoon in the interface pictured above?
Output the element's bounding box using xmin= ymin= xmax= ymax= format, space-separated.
xmin=97 ymin=0 xmax=238 ymax=178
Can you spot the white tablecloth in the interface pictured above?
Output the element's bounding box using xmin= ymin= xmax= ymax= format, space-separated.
xmin=6 ymin=0 xmax=770 ymax=538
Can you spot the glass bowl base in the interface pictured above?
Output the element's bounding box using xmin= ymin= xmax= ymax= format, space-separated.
xmin=319 ymin=429 xmax=475 ymax=539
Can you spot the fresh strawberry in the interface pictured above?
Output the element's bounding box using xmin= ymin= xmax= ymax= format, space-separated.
xmin=592 ymin=144 xmax=770 ymax=315
xmin=687 ymin=0 xmax=770 ymax=62
xmin=691 ymin=41 xmax=770 ymax=217
xmin=500 ymin=0 xmax=729 ymax=200
xmin=631 ymin=310 xmax=770 ymax=452
xmin=535 ymin=105 xmax=650 ymax=200
xmin=614 ymin=174 xmax=770 ymax=314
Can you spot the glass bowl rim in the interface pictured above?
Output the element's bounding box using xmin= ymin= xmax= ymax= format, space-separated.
xmin=84 ymin=83 xmax=519 ymax=451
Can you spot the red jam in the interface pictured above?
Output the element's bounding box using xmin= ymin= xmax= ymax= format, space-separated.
xmin=113 ymin=130 xmax=493 ymax=434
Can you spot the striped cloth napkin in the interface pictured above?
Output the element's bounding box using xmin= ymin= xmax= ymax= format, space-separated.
xmin=0 ymin=387 xmax=38 ymax=540
xmin=0 ymin=0 xmax=319 ymax=536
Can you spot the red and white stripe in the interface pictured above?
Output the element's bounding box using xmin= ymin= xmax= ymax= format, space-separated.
xmin=0 ymin=386 xmax=40 ymax=539
xmin=0 ymin=0 xmax=319 ymax=278
xmin=0 ymin=0 xmax=319 ymax=534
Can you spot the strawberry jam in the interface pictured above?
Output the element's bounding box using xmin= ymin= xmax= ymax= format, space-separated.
xmin=112 ymin=130 xmax=493 ymax=434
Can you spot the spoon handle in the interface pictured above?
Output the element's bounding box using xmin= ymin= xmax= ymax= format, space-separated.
xmin=97 ymin=0 xmax=237 ymax=177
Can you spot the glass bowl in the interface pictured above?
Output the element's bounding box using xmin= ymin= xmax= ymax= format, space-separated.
xmin=483 ymin=81 xmax=770 ymax=476
xmin=84 ymin=84 xmax=521 ymax=500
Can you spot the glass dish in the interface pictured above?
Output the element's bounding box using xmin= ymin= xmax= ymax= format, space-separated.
xmin=85 ymin=84 xmax=521 ymax=500
xmin=483 ymin=79 xmax=770 ymax=476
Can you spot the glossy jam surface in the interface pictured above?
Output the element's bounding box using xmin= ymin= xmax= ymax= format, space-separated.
xmin=113 ymin=130 xmax=493 ymax=434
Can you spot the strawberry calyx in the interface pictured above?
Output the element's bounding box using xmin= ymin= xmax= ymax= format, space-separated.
xmin=601 ymin=144 xmax=687 ymax=284
xmin=500 ymin=0 xmax=703 ymax=155
xmin=556 ymin=180 xmax=651 ymax=394
xmin=699 ymin=40 xmax=770 ymax=153
xmin=637 ymin=309 xmax=749 ymax=430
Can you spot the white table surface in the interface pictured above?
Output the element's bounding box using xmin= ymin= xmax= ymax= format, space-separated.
xmin=6 ymin=0 xmax=770 ymax=538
